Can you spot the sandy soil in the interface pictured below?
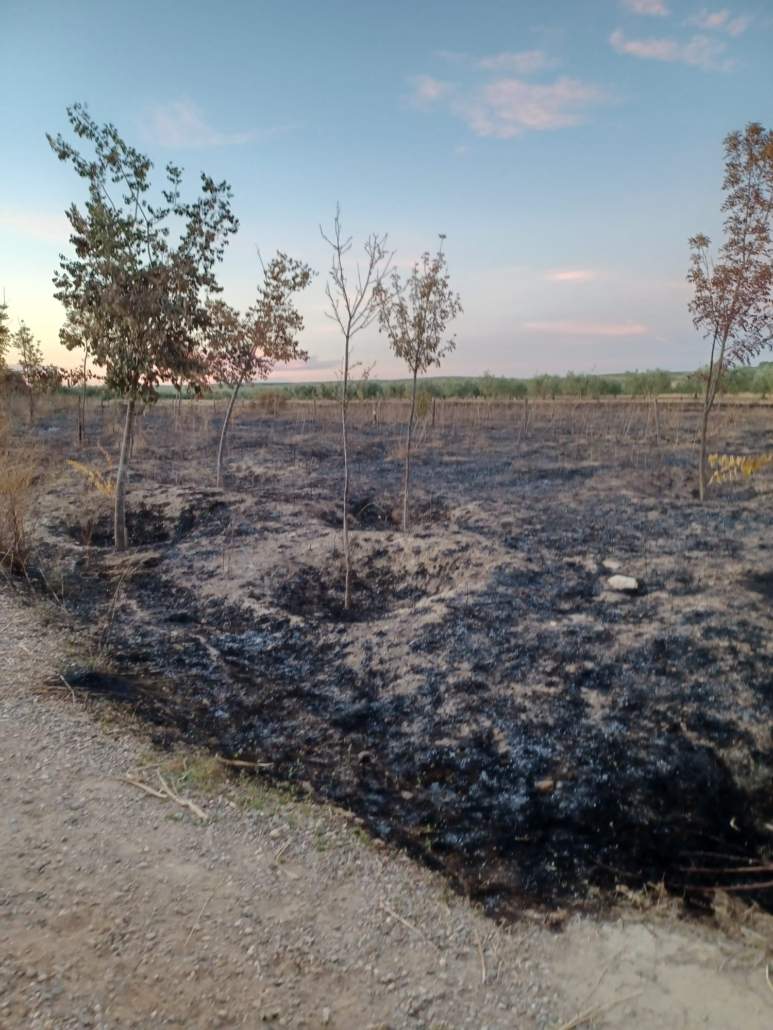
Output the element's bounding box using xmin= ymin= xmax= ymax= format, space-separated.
xmin=2 ymin=586 xmax=773 ymax=1028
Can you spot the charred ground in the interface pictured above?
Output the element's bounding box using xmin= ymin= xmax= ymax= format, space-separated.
xmin=25 ymin=397 xmax=773 ymax=916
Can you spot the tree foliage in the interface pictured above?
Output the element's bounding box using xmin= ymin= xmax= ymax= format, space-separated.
xmin=375 ymin=243 xmax=462 ymax=379
xmin=208 ymin=252 xmax=313 ymax=387
xmin=47 ymin=102 xmax=239 ymax=403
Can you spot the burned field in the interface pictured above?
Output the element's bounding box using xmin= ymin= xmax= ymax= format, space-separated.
xmin=30 ymin=398 xmax=773 ymax=916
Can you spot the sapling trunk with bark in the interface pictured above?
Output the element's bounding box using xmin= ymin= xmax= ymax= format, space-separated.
xmin=341 ymin=334 xmax=353 ymax=608
xmin=216 ymin=377 xmax=243 ymax=488
xmin=114 ymin=398 xmax=135 ymax=550
xmin=402 ymin=368 xmax=419 ymax=532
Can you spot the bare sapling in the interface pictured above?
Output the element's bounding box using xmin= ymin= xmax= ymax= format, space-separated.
xmin=688 ymin=122 xmax=773 ymax=500
xmin=375 ymin=236 xmax=462 ymax=531
xmin=320 ymin=207 xmax=390 ymax=610
xmin=209 ymin=252 xmax=313 ymax=487
xmin=48 ymin=102 xmax=238 ymax=549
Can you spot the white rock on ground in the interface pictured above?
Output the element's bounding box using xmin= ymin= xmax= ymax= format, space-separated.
xmin=607 ymin=574 xmax=639 ymax=593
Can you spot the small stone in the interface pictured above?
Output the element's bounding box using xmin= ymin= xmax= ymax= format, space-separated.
xmin=534 ymin=778 xmax=555 ymax=794
xmin=607 ymin=574 xmax=639 ymax=593
xmin=602 ymin=558 xmax=622 ymax=572
xmin=321 ymin=1008 xmax=331 ymax=1025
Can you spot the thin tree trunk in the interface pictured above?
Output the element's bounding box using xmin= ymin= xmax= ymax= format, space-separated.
xmin=216 ymin=379 xmax=243 ymax=488
xmin=114 ymin=398 xmax=136 ymax=551
xmin=698 ymin=397 xmax=711 ymax=501
xmin=653 ymin=396 xmax=660 ymax=446
xmin=403 ymin=369 xmax=419 ymax=533
xmin=699 ymin=334 xmax=725 ymax=502
xmin=78 ymin=353 xmax=88 ymax=447
xmin=342 ymin=334 xmax=352 ymax=609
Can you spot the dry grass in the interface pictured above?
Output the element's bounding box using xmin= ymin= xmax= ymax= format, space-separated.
xmin=0 ymin=413 xmax=43 ymax=574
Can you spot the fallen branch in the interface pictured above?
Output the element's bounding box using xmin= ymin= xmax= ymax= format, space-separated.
xmin=122 ymin=775 xmax=167 ymax=800
xmin=58 ymin=674 xmax=76 ymax=702
xmin=378 ymin=900 xmax=440 ymax=950
xmin=274 ymin=839 xmax=291 ymax=862
xmin=158 ymin=771 xmax=208 ymax=821
xmin=120 ymin=772 xmax=208 ymax=821
xmin=185 ymin=894 xmax=213 ymax=947
xmin=216 ymin=755 xmax=273 ymax=770
xmin=689 ymin=880 xmax=773 ymax=893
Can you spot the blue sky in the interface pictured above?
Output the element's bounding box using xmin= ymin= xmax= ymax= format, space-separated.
xmin=2 ymin=0 xmax=771 ymax=379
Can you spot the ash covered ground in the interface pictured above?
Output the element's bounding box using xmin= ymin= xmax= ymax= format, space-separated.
xmin=31 ymin=398 xmax=773 ymax=915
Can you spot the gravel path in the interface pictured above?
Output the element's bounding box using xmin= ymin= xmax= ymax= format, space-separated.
xmin=1 ymin=587 xmax=771 ymax=1028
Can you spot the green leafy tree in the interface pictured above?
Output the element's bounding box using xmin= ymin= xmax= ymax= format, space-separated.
xmin=375 ymin=239 xmax=462 ymax=531
xmin=209 ymin=252 xmax=313 ymax=487
xmin=48 ymin=103 xmax=238 ymax=547
xmin=688 ymin=122 xmax=773 ymax=500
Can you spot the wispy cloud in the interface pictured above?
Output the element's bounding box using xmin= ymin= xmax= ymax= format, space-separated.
xmin=622 ymin=0 xmax=670 ymax=14
xmin=477 ymin=50 xmax=557 ymax=75
xmin=688 ymin=8 xmax=751 ymax=36
xmin=461 ymin=77 xmax=605 ymax=137
xmin=411 ymin=45 xmax=603 ymax=139
xmin=524 ymin=320 xmax=648 ymax=336
xmin=410 ymin=75 xmax=452 ymax=106
xmin=0 ymin=207 xmax=68 ymax=243
xmin=609 ymin=28 xmax=732 ymax=69
xmin=544 ymin=268 xmax=597 ymax=283
xmin=433 ymin=49 xmax=557 ymax=75
xmin=144 ymin=100 xmax=258 ymax=148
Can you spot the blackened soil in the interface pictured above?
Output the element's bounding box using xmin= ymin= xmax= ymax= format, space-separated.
xmin=317 ymin=494 xmax=449 ymax=531
xmin=36 ymin=403 xmax=773 ymax=917
xmin=65 ymin=497 xmax=230 ymax=548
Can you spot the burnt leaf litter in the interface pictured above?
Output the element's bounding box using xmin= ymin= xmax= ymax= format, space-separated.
xmin=33 ymin=404 xmax=773 ymax=918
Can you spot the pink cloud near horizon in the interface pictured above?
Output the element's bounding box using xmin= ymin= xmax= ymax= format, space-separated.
xmin=544 ymin=268 xmax=597 ymax=283
xmin=524 ymin=320 xmax=648 ymax=336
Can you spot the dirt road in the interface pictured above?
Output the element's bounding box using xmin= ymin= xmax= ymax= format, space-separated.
xmin=1 ymin=588 xmax=771 ymax=1028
